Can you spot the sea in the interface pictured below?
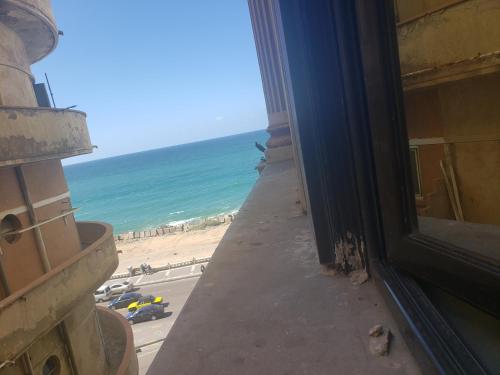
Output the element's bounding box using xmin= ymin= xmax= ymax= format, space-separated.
xmin=64 ymin=129 xmax=268 ymax=234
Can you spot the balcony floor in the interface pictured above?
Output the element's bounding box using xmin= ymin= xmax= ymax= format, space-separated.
xmin=148 ymin=160 xmax=420 ymax=375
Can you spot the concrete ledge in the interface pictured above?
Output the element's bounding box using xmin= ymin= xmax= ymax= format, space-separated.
xmin=97 ymin=306 xmax=139 ymax=375
xmin=0 ymin=221 xmax=118 ymax=363
xmin=147 ymin=161 xmax=420 ymax=375
xmin=0 ymin=107 xmax=92 ymax=166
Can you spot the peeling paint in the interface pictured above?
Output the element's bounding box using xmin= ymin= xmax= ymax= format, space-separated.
xmin=333 ymin=232 xmax=365 ymax=274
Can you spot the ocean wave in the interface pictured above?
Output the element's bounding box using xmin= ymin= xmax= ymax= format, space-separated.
xmin=168 ymin=210 xmax=185 ymax=215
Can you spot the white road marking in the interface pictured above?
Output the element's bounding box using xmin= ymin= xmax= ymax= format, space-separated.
xmin=190 ymin=265 xmax=196 ymax=273
xmin=165 ymin=270 xmax=171 ymax=278
xmin=136 ymin=275 xmax=144 ymax=284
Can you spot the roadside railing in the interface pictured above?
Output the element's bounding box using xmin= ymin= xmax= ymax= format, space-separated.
xmin=110 ymin=257 xmax=211 ymax=280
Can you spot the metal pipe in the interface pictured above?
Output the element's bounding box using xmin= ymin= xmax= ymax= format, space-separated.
xmin=15 ymin=166 xmax=51 ymax=272
xmin=21 ymin=353 xmax=35 ymax=375
xmin=44 ymin=72 xmax=56 ymax=108
xmin=1 ymin=208 xmax=79 ymax=237
xmin=58 ymin=322 xmax=79 ymax=375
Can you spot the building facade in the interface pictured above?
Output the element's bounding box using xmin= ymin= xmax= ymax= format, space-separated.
xmin=0 ymin=1 xmax=137 ymax=374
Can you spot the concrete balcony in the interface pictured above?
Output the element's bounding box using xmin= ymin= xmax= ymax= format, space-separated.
xmin=147 ymin=161 xmax=420 ymax=375
xmin=0 ymin=221 xmax=118 ymax=363
xmin=98 ymin=306 xmax=139 ymax=375
xmin=0 ymin=0 xmax=57 ymax=64
xmin=398 ymin=0 xmax=500 ymax=90
xmin=0 ymin=107 xmax=92 ymax=167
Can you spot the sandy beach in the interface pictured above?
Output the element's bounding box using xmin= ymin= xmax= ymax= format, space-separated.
xmin=114 ymin=222 xmax=230 ymax=274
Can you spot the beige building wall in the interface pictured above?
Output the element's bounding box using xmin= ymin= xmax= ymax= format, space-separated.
xmin=396 ymin=0 xmax=500 ymax=225
xmin=0 ymin=0 xmax=138 ymax=373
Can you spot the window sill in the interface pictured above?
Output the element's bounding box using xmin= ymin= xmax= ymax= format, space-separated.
xmin=147 ymin=160 xmax=421 ymax=374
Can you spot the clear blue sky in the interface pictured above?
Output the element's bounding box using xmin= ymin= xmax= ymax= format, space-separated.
xmin=32 ymin=1 xmax=267 ymax=164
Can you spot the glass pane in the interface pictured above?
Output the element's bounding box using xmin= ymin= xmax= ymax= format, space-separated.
xmin=394 ymin=0 xmax=500 ymax=262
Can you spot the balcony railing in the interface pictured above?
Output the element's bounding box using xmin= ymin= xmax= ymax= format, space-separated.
xmin=0 ymin=107 xmax=92 ymax=167
xmin=0 ymin=221 xmax=117 ymax=364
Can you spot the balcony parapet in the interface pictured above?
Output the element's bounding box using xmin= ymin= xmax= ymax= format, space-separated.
xmin=0 ymin=0 xmax=57 ymax=64
xmin=0 ymin=107 xmax=92 ymax=167
xmin=0 ymin=222 xmax=118 ymax=363
xmin=398 ymin=0 xmax=500 ymax=90
xmin=97 ymin=306 xmax=139 ymax=375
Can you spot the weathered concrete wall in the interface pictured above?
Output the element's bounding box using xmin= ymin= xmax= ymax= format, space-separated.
xmin=0 ymin=168 xmax=45 ymax=298
xmin=397 ymin=0 xmax=500 ymax=76
xmin=98 ymin=306 xmax=139 ymax=375
xmin=395 ymin=0 xmax=460 ymax=22
xmin=0 ymin=108 xmax=92 ymax=166
xmin=397 ymin=0 xmax=500 ymax=225
xmin=65 ymin=296 xmax=109 ymax=375
xmin=27 ymin=326 xmax=73 ymax=375
xmin=0 ymin=222 xmax=117 ymax=363
xmin=0 ymin=23 xmax=36 ymax=106
xmin=405 ymin=73 xmax=500 ymax=225
xmin=0 ymin=0 xmax=57 ymax=64
xmin=0 ymin=161 xmax=82 ymax=295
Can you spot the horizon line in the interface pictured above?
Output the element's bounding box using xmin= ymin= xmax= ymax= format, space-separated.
xmin=64 ymin=128 xmax=267 ymax=168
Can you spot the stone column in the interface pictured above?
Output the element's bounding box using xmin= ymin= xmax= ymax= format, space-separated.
xmin=248 ymin=0 xmax=308 ymax=212
xmin=248 ymin=0 xmax=293 ymax=164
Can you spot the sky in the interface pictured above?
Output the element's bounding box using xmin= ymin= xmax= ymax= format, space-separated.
xmin=32 ymin=1 xmax=268 ymax=164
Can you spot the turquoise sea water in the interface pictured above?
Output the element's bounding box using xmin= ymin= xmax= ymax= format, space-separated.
xmin=64 ymin=130 xmax=268 ymax=234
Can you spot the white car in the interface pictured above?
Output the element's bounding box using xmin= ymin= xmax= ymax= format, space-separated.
xmin=108 ymin=281 xmax=134 ymax=296
xmin=94 ymin=285 xmax=112 ymax=303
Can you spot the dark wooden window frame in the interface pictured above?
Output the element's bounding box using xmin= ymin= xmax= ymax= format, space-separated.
xmin=277 ymin=0 xmax=499 ymax=373
xmin=354 ymin=0 xmax=500 ymax=318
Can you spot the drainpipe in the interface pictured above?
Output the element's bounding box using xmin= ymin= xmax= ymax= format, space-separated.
xmin=15 ymin=166 xmax=51 ymax=272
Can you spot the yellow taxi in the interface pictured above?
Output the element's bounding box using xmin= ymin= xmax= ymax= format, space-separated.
xmin=127 ymin=294 xmax=163 ymax=312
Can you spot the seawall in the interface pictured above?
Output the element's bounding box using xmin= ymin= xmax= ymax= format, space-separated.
xmin=113 ymin=214 xmax=236 ymax=242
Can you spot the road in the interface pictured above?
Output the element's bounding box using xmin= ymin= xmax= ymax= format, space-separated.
xmin=112 ymin=262 xmax=207 ymax=287
xmin=99 ymin=273 xmax=200 ymax=374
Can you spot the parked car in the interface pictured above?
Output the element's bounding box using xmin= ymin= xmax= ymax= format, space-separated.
xmin=127 ymin=304 xmax=165 ymax=324
xmin=108 ymin=292 xmax=142 ymax=310
xmin=109 ymin=281 xmax=134 ymax=296
xmin=94 ymin=286 xmax=112 ymax=303
xmin=127 ymin=295 xmax=163 ymax=312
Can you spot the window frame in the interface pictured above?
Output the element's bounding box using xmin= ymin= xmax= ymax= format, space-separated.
xmin=276 ymin=0 xmax=499 ymax=372
xmin=354 ymin=0 xmax=500 ymax=318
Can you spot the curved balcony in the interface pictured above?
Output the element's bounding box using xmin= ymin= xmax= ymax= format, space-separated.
xmin=97 ymin=306 xmax=139 ymax=375
xmin=398 ymin=0 xmax=500 ymax=90
xmin=0 ymin=221 xmax=118 ymax=363
xmin=0 ymin=107 xmax=92 ymax=167
xmin=0 ymin=0 xmax=57 ymax=64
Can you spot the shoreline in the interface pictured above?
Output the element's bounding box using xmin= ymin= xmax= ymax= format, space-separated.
xmin=113 ymin=216 xmax=233 ymax=274
xmin=113 ymin=213 xmax=237 ymax=241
